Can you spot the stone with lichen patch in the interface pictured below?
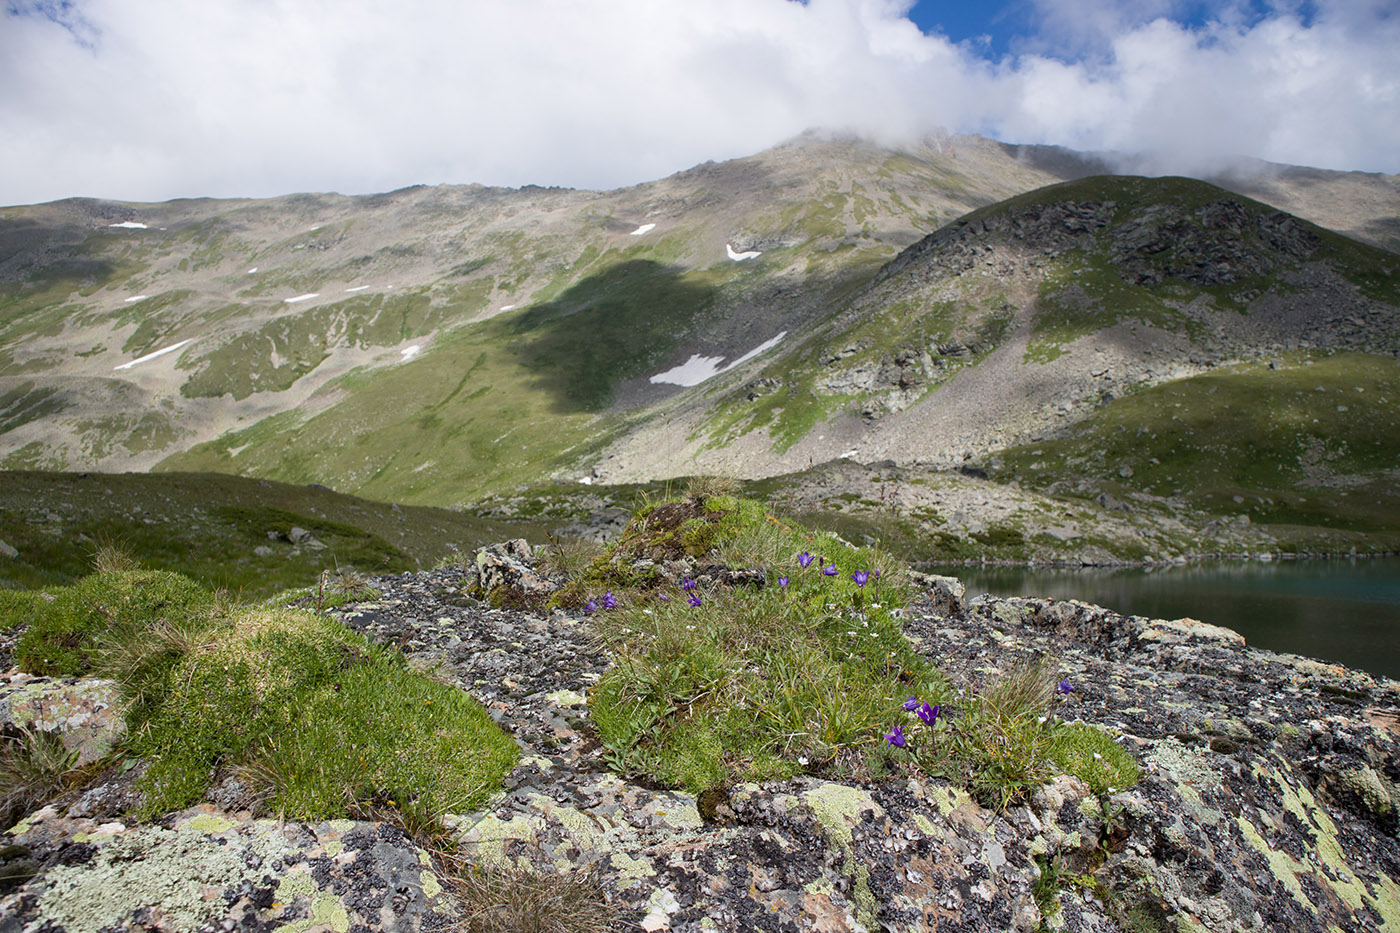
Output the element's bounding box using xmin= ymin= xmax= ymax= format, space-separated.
xmin=0 ymin=805 xmax=453 ymax=932
xmin=0 ymin=673 xmax=124 ymax=765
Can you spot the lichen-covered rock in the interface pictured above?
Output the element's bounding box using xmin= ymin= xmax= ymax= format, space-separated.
xmin=464 ymin=538 xmax=558 ymax=607
xmin=0 ymin=805 xmax=453 ymax=933
xmin=0 ymin=673 xmax=124 ymax=765
xmin=5 ymin=561 xmax=1398 ymax=933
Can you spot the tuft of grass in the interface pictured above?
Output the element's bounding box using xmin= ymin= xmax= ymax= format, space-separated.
xmin=0 ymin=589 xmax=43 ymax=632
xmin=127 ymin=605 xmax=518 ymax=821
xmin=91 ymin=541 xmax=140 ymax=575
xmin=0 ymin=723 xmax=83 ymax=830
xmin=7 ymin=557 xmax=517 ymax=830
xmin=1047 ymin=722 xmax=1141 ymax=796
xmin=884 ymin=659 xmax=1141 ymax=810
xmin=583 ymin=494 xmax=1142 ymax=806
xmin=445 ymin=861 xmax=617 ymax=933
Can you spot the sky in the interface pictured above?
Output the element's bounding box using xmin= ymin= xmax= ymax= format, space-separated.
xmin=1 ymin=0 xmax=1396 ymax=205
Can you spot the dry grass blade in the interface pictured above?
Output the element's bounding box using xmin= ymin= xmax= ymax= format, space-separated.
xmin=90 ymin=540 xmax=139 ymax=575
xmin=0 ymin=723 xmax=82 ymax=829
xmin=443 ymin=855 xmax=618 ymax=933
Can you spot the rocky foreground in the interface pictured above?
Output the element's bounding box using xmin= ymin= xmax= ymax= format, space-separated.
xmin=2 ymin=552 xmax=1398 ymax=932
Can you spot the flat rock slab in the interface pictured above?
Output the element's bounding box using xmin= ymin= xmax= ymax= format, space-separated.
xmin=4 ymin=567 xmax=1400 ymax=932
xmin=0 ymin=805 xmax=453 ymax=933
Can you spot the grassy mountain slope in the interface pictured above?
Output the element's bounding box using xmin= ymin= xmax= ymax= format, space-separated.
xmin=0 ymin=471 xmax=545 ymax=596
xmin=0 ymin=134 xmax=1073 ymax=499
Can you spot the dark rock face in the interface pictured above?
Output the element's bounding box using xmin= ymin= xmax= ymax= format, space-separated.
xmin=882 ymin=192 xmax=1325 ymax=295
xmin=3 ymin=563 xmax=1398 ymax=932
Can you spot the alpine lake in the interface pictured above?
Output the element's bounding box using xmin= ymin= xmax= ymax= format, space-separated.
xmin=931 ymin=556 xmax=1400 ymax=682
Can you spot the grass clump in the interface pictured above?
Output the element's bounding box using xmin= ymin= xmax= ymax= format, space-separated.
xmin=1047 ymin=722 xmax=1141 ymax=797
xmin=13 ymin=569 xmax=216 ymax=676
xmin=588 ymin=495 xmax=941 ymax=792
xmin=885 ymin=661 xmax=1139 ymax=809
xmin=8 ymin=556 xmax=518 ymax=830
xmin=127 ymin=605 xmax=518 ymax=822
xmin=0 ymin=723 xmax=85 ymax=831
xmin=585 ymin=495 xmax=1141 ymax=807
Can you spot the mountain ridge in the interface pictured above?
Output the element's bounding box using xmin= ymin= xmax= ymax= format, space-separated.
xmin=2 ymin=134 xmax=1398 ymax=562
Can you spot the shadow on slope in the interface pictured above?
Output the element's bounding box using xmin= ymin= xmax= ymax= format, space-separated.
xmin=497 ymin=259 xmax=718 ymax=413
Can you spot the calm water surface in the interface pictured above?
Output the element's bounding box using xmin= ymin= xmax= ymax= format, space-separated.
xmin=929 ymin=557 xmax=1400 ymax=682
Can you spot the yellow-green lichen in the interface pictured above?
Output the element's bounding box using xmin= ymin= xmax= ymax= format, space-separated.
xmin=277 ymin=891 xmax=350 ymax=933
xmin=609 ymin=851 xmax=658 ymax=889
xmin=800 ymin=783 xmax=884 ymax=930
xmin=182 ymin=813 xmax=237 ymax=835
xmin=546 ymin=689 xmax=588 ymax=708
xmin=454 ymin=813 xmax=535 ymax=867
xmin=275 ymin=865 xmax=318 ymax=906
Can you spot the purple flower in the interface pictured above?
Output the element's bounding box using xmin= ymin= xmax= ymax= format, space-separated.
xmin=798 ymin=552 xmax=814 ymax=568
xmin=1057 ymin=678 xmax=1074 ymax=695
xmin=687 ymin=593 xmax=702 ymax=607
xmin=777 ymin=576 xmax=789 ymax=588
xmin=602 ymin=589 xmax=617 ymax=609
xmin=851 ymin=570 xmax=870 ymax=587
xmin=682 ymin=578 xmax=697 ymax=591
xmin=884 ymin=725 xmax=906 ymax=748
xmin=821 ymin=564 xmax=838 ymax=576
xmin=583 ymin=599 xmax=597 ymax=613
xmin=916 ymin=702 xmax=940 ymax=725
xmin=874 ymin=569 xmax=881 ymax=579
xmin=657 ymin=593 xmax=671 ymax=602
xmin=902 ymin=696 xmax=920 ymax=711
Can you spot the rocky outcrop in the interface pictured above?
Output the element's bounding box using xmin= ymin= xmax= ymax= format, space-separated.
xmin=2 ymin=564 xmax=1397 ymax=931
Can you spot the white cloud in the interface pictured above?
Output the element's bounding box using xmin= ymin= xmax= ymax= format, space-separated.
xmin=0 ymin=0 xmax=1395 ymax=206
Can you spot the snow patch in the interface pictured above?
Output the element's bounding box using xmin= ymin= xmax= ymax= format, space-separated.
xmin=580 ymin=476 xmax=593 ymax=485
xmin=124 ymin=295 xmax=148 ymax=303
xmin=114 ymin=338 xmax=193 ymax=371
xmin=629 ymin=223 xmax=656 ymax=236
xmin=726 ymin=243 xmax=761 ymax=262
xmin=247 ymin=268 xmax=258 ymax=274
xmin=107 ymin=221 xmax=147 ymax=229
xmin=649 ymin=331 xmax=787 ymax=387
xmin=400 ymin=345 xmax=421 ymax=361
xmin=284 ymin=293 xmax=320 ymax=304
xmin=345 ymin=285 xmax=370 ymax=292
xmin=500 ymin=304 xmax=518 ymax=311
